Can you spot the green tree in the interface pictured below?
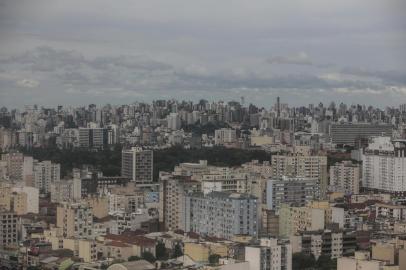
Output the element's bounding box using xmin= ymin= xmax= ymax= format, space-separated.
xmin=156 ymin=242 xmax=168 ymax=260
xmin=292 ymin=252 xmax=316 ymax=270
xmin=208 ymin=254 xmax=221 ymax=265
xmin=172 ymin=243 xmax=183 ymax=258
xmin=128 ymin=255 xmax=141 ymax=261
xmin=316 ymin=255 xmax=336 ymax=270
xmin=141 ymin=251 xmax=156 ymax=263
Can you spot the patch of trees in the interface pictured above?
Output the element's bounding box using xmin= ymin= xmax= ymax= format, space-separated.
xmin=21 ymin=145 xmax=271 ymax=180
xmin=182 ymin=121 xmax=231 ymax=135
xmin=153 ymin=146 xmax=272 ymax=180
xmin=292 ymin=253 xmax=337 ymax=270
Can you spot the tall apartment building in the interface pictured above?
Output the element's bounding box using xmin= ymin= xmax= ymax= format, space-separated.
xmin=0 ymin=212 xmax=18 ymax=247
xmin=266 ymin=176 xmax=317 ymax=212
xmin=33 ymin=160 xmax=60 ymax=194
xmin=57 ymin=203 xmax=93 ymax=238
xmin=214 ymin=128 xmax=237 ymax=145
xmin=78 ymin=128 xmax=108 ymax=149
xmin=245 ymin=238 xmax=292 ymax=270
xmin=362 ymin=137 xmax=406 ymax=193
xmin=50 ymin=180 xmax=76 ymax=203
xmin=167 ymin=112 xmax=181 ymax=130
xmin=261 ymin=209 xmax=279 ymax=237
xmin=329 ymin=123 xmax=392 ymax=146
xmin=0 ymin=128 xmax=15 ymax=151
xmin=272 ymin=154 xmax=328 ymax=198
xmin=2 ymin=152 xmax=33 ymax=183
xmin=329 ymin=161 xmax=360 ymax=194
xmin=185 ymin=192 xmax=258 ymax=239
xmin=121 ymin=147 xmax=153 ymax=183
xmin=290 ymin=229 xmax=356 ymax=259
xmin=279 ymin=204 xmax=325 ymax=238
xmin=159 ymin=175 xmax=201 ymax=231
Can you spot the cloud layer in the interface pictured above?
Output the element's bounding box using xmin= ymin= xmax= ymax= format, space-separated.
xmin=0 ymin=0 xmax=405 ymax=107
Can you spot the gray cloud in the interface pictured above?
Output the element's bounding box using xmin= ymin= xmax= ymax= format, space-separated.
xmin=340 ymin=67 xmax=406 ymax=85
xmin=0 ymin=46 xmax=405 ymax=107
xmin=0 ymin=0 xmax=405 ymax=107
xmin=267 ymin=52 xmax=313 ymax=66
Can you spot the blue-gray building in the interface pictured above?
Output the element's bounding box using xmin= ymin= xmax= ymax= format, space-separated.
xmin=185 ymin=191 xmax=258 ymax=239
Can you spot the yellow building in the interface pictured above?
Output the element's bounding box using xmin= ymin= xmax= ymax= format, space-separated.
xmin=63 ymin=238 xmax=97 ymax=263
xmin=279 ymin=203 xmax=325 ymax=238
xmin=87 ymin=196 xmax=109 ymax=219
xmin=0 ymin=184 xmax=11 ymax=211
xmin=184 ymin=242 xmax=229 ymax=262
xmin=12 ymin=191 xmax=27 ymax=215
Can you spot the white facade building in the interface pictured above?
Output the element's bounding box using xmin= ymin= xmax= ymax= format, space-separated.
xmin=33 ymin=160 xmax=60 ymax=194
xmin=245 ymin=238 xmax=292 ymax=270
xmin=214 ymin=128 xmax=237 ymax=145
xmin=362 ymin=137 xmax=406 ymax=193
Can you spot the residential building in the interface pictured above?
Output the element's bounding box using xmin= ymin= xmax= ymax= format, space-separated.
xmin=214 ymin=128 xmax=237 ymax=146
xmin=121 ymin=147 xmax=153 ymax=183
xmin=329 ymin=161 xmax=360 ymax=194
xmin=375 ymin=203 xmax=406 ymax=221
xmin=56 ymin=203 xmax=93 ymax=238
xmin=362 ymin=137 xmax=406 ymax=193
xmin=159 ymin=175 xmax=201 ymax=231
xmin=12 ymin=186 xmax=39 ymax=214
xmin=266 ymin=176 xmax=317 ymax=212
xmin=290 ymin=229 xmax=356 ymax=260
xmin=278 ymin=204 xmax=325 ymax=238
xmin=330 ymin=123 xmax=392 ymax=146
xmin=185 ymin=192 xmax=258 ymax=239
xmin=167 ymin=112 xmax=181 ymax=130
xmin=78 ymin=128 xmax=108 ymax=149
xmin=272 ymin=154 xmax=328 ymax=198
xmin=33 ymin=160 xmax=60 ymax=194
xmin=0 ymin=212 xmax=18 ymax=247
xmin=245 ymin=238 xmax=292 ymax=270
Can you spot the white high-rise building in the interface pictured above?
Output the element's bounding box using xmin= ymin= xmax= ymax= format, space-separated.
xmin=245 ymin=238 xmax=292 ymax=270
xmin=121 ymin=147 xmax=153 ymax=183
xmin=362 ymin=137 xmax=406 ymax=193
xmin=33 ymin=160 xmax=60 ymax=194
xmin=167 ymin=112 xmax=181 ymax=130
xmin=214 ymin=128 xmax=237 ymax=145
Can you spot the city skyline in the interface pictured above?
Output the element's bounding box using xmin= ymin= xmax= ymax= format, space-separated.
xmin=1 ymin=0 xmax=406 ymax=107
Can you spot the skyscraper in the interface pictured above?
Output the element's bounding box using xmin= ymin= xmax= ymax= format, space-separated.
xmin=33 ymin=160 xmax=61 ymax=194
xmin=362 ymin=137 xmax=406 ymax=193
xmin=121 ymin=147 xmax=153 ymax=183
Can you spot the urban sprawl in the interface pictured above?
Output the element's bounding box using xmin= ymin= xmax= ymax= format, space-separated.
xmin=0 ymin=99 xmax=406 ymax=270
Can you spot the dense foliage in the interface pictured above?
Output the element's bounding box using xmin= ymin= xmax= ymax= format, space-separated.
xmin=156 ymin=242 xmax=168 ymax=260
xmin=21 ymin=145 xmax=123 ymax=178
xmin=21 ymin=145 xmax=272 ymax=180
xmin=182 ymin=122 xmax=231 ymax=135
xmin=208 ymin=254 xmax=221 ymax=265
xmin=292 ymin=253 xmax=337 ymax=270
xmin=141 ymin=251 xmax=156 ymax=263
xmin=153 ymin=146 xmax=272 ymax=180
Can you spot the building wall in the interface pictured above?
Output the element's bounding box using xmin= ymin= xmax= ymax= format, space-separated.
xmin=329 ymin=161 xmax=360 ymax=194
xmin=185 ymin=192 xmax=258 ymax=240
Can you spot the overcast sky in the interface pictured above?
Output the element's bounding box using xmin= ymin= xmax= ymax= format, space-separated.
xmin=0 ymin=0 xmax=405 ymax=108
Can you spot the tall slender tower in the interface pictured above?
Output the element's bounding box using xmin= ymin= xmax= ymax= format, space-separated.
xmin=277 ymin=96 xmax=280 ymax=118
